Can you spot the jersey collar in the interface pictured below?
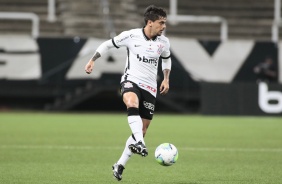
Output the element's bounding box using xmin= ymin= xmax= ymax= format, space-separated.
xmin=142 ymin=27 xmax=158 ymax=41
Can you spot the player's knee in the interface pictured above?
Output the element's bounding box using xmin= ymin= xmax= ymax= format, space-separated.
xmin=126 ymin=102 xmax=138 ymax=108
xmin=124 ymin=97 xmax=138 ymax=108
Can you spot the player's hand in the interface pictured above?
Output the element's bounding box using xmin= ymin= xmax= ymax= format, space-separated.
xmin=160 ymin=79 xmax=169 ymax=95
xmin=85 ymin=60 xmax=94 ymax=74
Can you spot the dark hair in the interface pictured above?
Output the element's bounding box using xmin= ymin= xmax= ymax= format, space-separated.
xmin=144 ymin=5 xmax=167 ymax=25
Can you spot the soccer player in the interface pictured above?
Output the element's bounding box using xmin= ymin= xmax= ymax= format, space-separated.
xmin=85 ymin=5 xmax=171 ymax=181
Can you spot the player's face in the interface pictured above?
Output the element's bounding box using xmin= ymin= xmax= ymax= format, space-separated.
xmin=151 ymin=17 xmax=167 ymax=36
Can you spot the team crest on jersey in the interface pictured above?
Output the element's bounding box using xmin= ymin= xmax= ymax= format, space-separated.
xmin=124 ymin=82 xmax=133 ymax=88
xmin=157 ymin=44 xmax=164 ymax=55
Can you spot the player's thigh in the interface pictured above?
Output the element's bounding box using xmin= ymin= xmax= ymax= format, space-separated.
xmin=120 ymin=81 xmax=141 ymax=108
xmin=123 ymin=92 xmax=139 ymax=108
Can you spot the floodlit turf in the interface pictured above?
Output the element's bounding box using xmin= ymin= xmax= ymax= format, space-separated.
xmin=0 ymin=112 xmax=282 ymax=184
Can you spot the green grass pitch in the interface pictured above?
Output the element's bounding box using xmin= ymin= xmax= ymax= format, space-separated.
xmin=0 ymin=112 xmax=282 ymax=184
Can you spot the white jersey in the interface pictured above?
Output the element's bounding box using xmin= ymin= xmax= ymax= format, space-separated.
xmin=112 ymin=28 xmax=171 ymax=97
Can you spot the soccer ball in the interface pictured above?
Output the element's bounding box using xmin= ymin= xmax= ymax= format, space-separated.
xmin=154 ymin=143 xmax=179 ymax=166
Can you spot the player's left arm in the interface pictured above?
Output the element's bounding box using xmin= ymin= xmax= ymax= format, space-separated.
xmin=159 ymin=47 xmax=171 ymax=95
xmin=160 ymin=38 xmax=171 ymax=95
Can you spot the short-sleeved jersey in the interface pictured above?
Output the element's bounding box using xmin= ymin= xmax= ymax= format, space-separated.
xmin=112 ymin=28 xmax=171 ymax=97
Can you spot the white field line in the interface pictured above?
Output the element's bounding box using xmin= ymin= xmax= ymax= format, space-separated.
xmin=0 ymin=145 xmax=282 ymax=153
xmin=182 ymin=147 xmax=282 ymax=153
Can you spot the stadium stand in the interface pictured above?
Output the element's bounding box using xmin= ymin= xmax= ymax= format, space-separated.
xmin=0 ymin=0 xmax=139 ymax=38
xmin=59 ymin=0 xmax=139 ymax=38
xmin=0 ymin=0 xmax=64 ymax=37
xmin=0 ymin=0 xmax=276 ymax=40
xmin=135 ymin=0 xmax=274 ymax=40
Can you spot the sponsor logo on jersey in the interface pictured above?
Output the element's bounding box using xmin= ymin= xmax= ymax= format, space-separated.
xmin=145 ymin=49 xmax=154 ymax=53
xmin=139 ymin=82 xmax=157 ymax=93
xmin=137 ymin=54 xmax=158 ymax=66
xmin=130 ymin=34 xmax=140 ymax=38
xmin=116 ymin=36 xmax=129 ymax=43
xmin=124 ymin=82 xmax=133 ymax=88
xmin=143 ymin=101 xmax=155 ymax=111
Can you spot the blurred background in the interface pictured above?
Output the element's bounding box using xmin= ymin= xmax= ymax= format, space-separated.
xmin=0 ymin=0 xmax=281 ymax=116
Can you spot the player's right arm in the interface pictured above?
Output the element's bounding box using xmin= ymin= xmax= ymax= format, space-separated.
xmin=85 ymin=39 xmax=116 ymax=74
xmin=85 ymin=51 xmax=100 ymax=74
xmin=85 ymin=30 xmax=131 ymax=74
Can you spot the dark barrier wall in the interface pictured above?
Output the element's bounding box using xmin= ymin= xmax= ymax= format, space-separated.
xmin=201 ymin=82 xmax=282 ymax=115
xmin=0 ymin=36 xmax=281 ymax=114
